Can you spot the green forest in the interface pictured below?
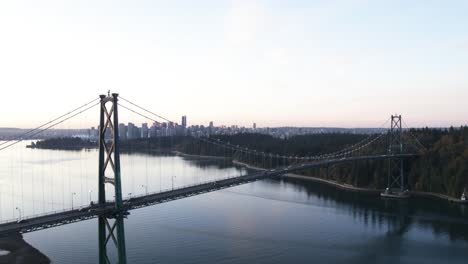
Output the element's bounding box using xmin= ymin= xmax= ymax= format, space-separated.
xmin=176 ymin=127 xmax=468 ymax=198
xmin=27 ymin=137 xmax=95 ymax=150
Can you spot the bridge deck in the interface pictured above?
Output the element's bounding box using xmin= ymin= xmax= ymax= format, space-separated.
xmin=0 ymin=154 xmax=415 ymax=234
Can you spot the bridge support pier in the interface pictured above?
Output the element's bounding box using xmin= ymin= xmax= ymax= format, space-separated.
xmin=98 ymin=93 xmax=127 ymax=264
xmin=381 ymin=115 xmax=409 ymax=199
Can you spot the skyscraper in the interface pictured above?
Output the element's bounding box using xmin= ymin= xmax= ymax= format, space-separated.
xmin=141 ymin=123 xmax=148 ymax=138
xmin=209 ymin=121 xmax=214 ymax=135
xmin=181 ymin=115 xmax=187 ymax=128
xmin=119 ymin=124 xmax=127 ymax=140
xmin=127 ymin=122 xmax=136 ymax=139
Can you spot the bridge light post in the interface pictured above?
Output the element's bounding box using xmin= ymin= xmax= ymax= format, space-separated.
xmin=71 ymin=192 xmax=76 ymax=210
xmin=15 ymin=207 xmax=21 ymax=222
xmin=89 ymin=190 xmax=93 ymax=205
xmin=141 ymin=184 xmax=148 ymax=195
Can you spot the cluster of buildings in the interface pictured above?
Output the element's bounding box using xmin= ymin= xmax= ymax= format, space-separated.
xmin=87 ymin=116 xmax=259 ymax=140
xmin=87 ymin=115 xmax=386 ymax=140
xmin=89 ymin=120 xmax=183 ymax=140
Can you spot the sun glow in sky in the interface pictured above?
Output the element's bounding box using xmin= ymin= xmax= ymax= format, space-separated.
xmin=0 ymin=0 xmax=467 ymax=128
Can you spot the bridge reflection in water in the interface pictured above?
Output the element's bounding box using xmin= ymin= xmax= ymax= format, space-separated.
xmin=7 ymin=173 xmax=468 ymax=263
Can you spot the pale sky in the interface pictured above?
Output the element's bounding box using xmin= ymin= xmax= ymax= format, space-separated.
xmin=0 ymin=0 xmax=467 ymax=129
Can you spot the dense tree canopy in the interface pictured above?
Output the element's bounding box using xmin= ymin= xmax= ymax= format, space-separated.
xmin=177 ymin=127 xmax=468 ymax=198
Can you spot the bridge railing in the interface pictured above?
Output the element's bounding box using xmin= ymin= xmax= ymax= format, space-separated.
xmin=0 ymin=173 xmax=251 ymax=225
xmin=0 ymin=155 xmax=409 ymax=226
xmin=0 ymin=203 xmax=93 ymax=226
xmin=0 ymin=169 xmax=276 ymax=225
xmin=124 ymin=173 xmax=250 ymax=201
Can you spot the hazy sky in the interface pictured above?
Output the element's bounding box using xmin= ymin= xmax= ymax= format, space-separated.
xmin=1 ymin=0 xmax=467 ymax=128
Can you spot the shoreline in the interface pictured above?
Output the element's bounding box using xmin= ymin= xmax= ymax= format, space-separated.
xmin=232 ymin=160 xmax=379 ymax=194
xmin=0 ymin=233 xmax=50 ymax=263
xmin=232 ymin=160 xmax=467 ymax=204
xmin=173 ymin=151 xmax=230 ymax=160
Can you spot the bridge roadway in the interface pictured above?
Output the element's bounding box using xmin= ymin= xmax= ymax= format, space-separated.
xmin=0 ymin=154 xmax=415 ymax=235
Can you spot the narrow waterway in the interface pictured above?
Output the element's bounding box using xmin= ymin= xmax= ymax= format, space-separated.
xmin=0 ymin=142 xmax=467 ymax=263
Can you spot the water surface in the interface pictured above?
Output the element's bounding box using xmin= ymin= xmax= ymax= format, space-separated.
xmin=0 ymin=141 xmax=467 ymax=263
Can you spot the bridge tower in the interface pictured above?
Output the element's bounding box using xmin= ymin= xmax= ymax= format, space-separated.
xmin=385 ymin=114 xmax=406 ymax=195
xmin=98 ymin=93 xmax=127 ymax=264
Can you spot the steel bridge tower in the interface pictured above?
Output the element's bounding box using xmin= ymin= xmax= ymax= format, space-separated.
xmin=98 ymin=93 xmax=127 ymax=264
xmin=386 ymin=114 xmax=405 ymax=193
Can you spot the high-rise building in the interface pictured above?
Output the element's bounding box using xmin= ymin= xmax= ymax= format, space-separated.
xmin=149 ymin=122 xmax=159 ymax=137
xmin=119 ymin=123 xmax=127 ymax=140
xmin=141 ymin=123 xmax=149 ymax=138
xmin=127 ymin=122 xmax=136 ymax=139
xmin=181 ymin=115 xmax=187 ymax=128
xmin=90 ymin=126 xmax=98 ymax=138
xmin=208 ymin=121 xmax=214 ymax=135
xmin=253 ymin=123 xmax=257 ymax=129
xmin=136 ymin=127 xmax=141 ymax=139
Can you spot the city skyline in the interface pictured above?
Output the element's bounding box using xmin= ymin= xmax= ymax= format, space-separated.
xmin=1 ymin=1 xmax=468 ymax=128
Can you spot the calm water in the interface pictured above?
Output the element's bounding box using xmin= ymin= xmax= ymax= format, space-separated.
xmin=1 ymin=141 xmax=468 ymax=263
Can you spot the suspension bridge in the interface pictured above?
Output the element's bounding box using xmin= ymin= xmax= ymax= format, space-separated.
xmin=0 ymin=93 xmax=425 ymax=264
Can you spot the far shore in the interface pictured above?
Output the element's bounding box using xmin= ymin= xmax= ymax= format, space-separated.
xmin=173 ymin=150 xmax=466 ymax=204
xmin=232 ymin=160 xmax=467 ymax=204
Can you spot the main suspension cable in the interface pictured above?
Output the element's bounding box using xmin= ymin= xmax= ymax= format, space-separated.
xmin=402 ymin=119 xmax=426 ymax=150
xmin=0 ymin=97 xmax=99 ymax=147
xmin=119 ymin=96 xmax=174 ymax=124
xmin=119 ymin=103 xmax=162 ymax=125
xmin=0 ymin=101 xmax=100 ymax=151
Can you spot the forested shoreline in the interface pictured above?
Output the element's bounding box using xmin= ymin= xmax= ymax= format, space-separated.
xmin=29 ymin=127 xmax=468 ymax=198
xmin=176 ymin=128 xmax=468 ymax=198
xmin=27 ymin=137 xmax=95 ymax=150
